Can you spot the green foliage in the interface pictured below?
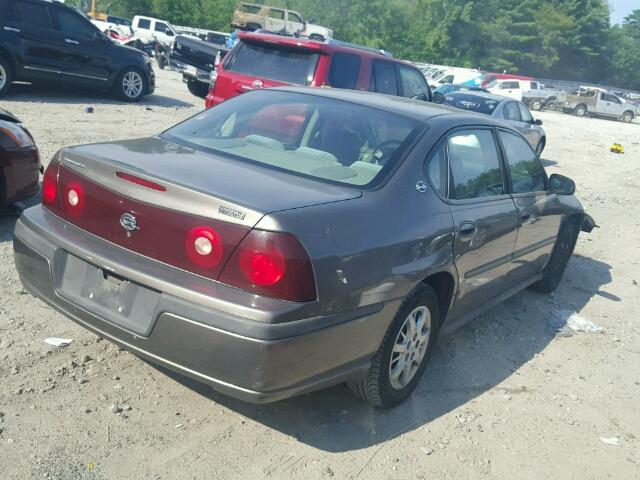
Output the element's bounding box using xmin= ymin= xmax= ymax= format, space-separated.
xmin=81 ymin=0 xmax=639 ymax=90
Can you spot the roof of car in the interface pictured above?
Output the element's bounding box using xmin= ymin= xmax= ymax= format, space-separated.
xmin=268 ymin=86 xmax=508 ymax=125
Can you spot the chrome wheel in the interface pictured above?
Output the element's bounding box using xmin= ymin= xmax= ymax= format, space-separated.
xmin=389 ymin=306 xmax=431 ymax=390
xmin=0 ymin=63 xmax=6 ymax=91
xmin=122 ymin=71 xmax=143 ymax=99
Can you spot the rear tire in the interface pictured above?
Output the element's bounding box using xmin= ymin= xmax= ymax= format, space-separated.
xmin=529 ymin=219 xmax=579 ymax=294
xmin=186 ymin=79 xmax=209 ymax=99
xmin=530 ymin=99 xmax=542 ymax=111
xmin=347 ymin=284 xmax=440 ymax=408
xmin=0 ymin=56 xmax=13 ymax=97
xmin=574 ymin=104 xmax=587 ymax=117
xmin=115 ymin=68 xmax=147 ymax=102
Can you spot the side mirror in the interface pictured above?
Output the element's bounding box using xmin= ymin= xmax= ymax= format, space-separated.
xmin=534 ymin=119 xmax=543 ymax=125
xmin=548 ymin=173 xmax=575 ymax=195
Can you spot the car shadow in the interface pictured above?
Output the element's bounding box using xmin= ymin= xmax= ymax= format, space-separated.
xmin=154 ymin=253 xmax=612 ymax=453
xmin=2 ymin=82 xmax=194 ymax=108
xmin=541 ymin=158 xmax=557 ymax=167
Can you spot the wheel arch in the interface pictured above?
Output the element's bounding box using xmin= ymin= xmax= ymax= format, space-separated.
xmin=420 ymin=271 xmax=456 ymax=322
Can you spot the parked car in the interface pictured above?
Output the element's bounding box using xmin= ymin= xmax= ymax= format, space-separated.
xmin=132 ymin=15 xmax=177 ymax=46
xmin=433 ymin=83 xmax=488 ymax=102
xmin=170 ymin=34 xmax=230 ymax=99
xmin=562 ymin=88 xmax=637 ymax=123
xmin=14 ymin=87 xmax=593 ymax=407
xmin=232 ymin=2 xmax=333 ymax=41
xmin=0 ymin=0 xmax=155 ymax=101
xmin=426 ymin=67 xmax=482 ymax=89
xmin=91 ymin=15 xmax=133 ymax=36
xmin=486 ymin=79 xmax=540 ymax=101
xmin=205 ymin=32 xmax=431 ymax=108
xmin=440 ymin=91 xmax=546 ymax=155
xmin=0 ymin=106 xmax=39 ymax=207
xmin=522 ymin=83 xmax=564 ymax=111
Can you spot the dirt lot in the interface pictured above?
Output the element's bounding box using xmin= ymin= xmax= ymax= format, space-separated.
xmin=1 ymin=67 xmax=639 ymax=480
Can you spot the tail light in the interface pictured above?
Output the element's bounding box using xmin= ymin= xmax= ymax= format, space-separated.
xmin=219 ymin=230 xmax=316 ymax=302
xmin=41 ymin=162 xmax=316 ymax=302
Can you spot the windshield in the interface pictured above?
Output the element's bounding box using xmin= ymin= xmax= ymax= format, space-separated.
xmin=226 ymin=41 xmax=320 ymax=85
xmin=164 ymin=90 xmax=420 ymax=187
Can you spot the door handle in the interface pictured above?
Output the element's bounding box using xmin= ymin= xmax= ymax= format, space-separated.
xmin=458 ymin=222 xmax=477 ymax=239
xmin=3 ymin=26 xmax=21 ymax=33
xmin=65 ymin=38 xmax=80 ymax=45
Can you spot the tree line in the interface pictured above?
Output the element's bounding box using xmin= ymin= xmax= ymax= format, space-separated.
xmin=84 ymin=0 xmax=640 ymax=91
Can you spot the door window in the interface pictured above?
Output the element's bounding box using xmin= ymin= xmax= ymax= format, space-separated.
xmin=499 ymin=131 xmax=546 ymax=193
xmin=56 ymin=9 xmax=96 ymax=36
xmin=500 ymin=81 xmax=519 ymax=89
xmin=425 ymin=143 xmax=446 ymax=197
xmin=517 ymin=103 xmax=533 ymax=123
xmin=155 ymin=21 xmax=169 ymax=32
xmin=288 ymin=12 xmax=303 ymax=23
xmin=268 ymin=9 xmax=285 ymax=20
xmin=447 ymin=130 xmax=505 ymax=200
xmin=137 ymin=18 xmax=151 ymax=29
xmin=328 ymin=53 xmax=361 ymax=89
xmin=369 ymin=60 xmax=398 ymax=96
xmin=530 ymin=81 xmax=539 ymax=89
xmin=398 ymin=64 xmax=430 ymax=99
xmin=9 ymin=1 xmax=52 ymax=28
xmin=502 ymin=102 xmax=522 ymax=121
xmin=438 ymin=74 xmax=454 ymax=84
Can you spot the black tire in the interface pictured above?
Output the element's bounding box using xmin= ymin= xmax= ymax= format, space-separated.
xmin=186 ymin=79 xmax=209 ymax=99
xmin=348 ymin=284 xmax=440 ymax=408
xmin=114 ymin=68 xmax=147 ymax=102
xmin=530 ymin=99 xmax=542 ymax=111
xmin=0 ymin=55 xmax=13 ymax=97
xmin=156 ymin=55 xmax=167 ymax=70
xmin=574 ymin=104 xmax=587 ymax=117
xmin=621 ymin=111 xmax=634 ymax=123
xmin=535 ymin=138 xmax=546 ymax=157
xmin=529 ymin=219 xmax=579 ymax=294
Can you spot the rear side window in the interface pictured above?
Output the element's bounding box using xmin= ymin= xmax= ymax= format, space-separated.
xmin=447 ymin=130 xmax=505 ymax=200
xmin=56 ymin=9 xmax=96 ymax=36
xmin=502 ymin=102 xmax=521 ymax=121
xmin=398 ymin=64 xmax=430 ymax=99
xmin=227 ymin=42 xmax=319 ymax=85
xmin=137 ymin=18 xmax=151 ymax=29
xmin=425 ymin=144 xmax=446 ymax=197
xmin=369 ymin=60 xmax=398 ymax=96
xmin=241 ymin=4 xmax=261 ymax=14
xmin=328 ymin=53 xmax=361 ymax=89
xmin=517 ymin=103 xmax=533 ymax=123
xmin=499 ymin=131 xmax=546 ymax=193
xmin=8 ymin=1 xmax=52 ymax=28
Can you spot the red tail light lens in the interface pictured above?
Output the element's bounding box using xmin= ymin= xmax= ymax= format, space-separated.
xmin=185 ymin=226 xmax=223 ymax=269
xmin=42 ymin=162 xmax=59 ymax=205
xmin=220 ymin=230 xmax=316 ymax=302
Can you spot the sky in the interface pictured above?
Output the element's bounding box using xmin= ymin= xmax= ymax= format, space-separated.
xmin=609 ymin=0 xmax=636 ymax=25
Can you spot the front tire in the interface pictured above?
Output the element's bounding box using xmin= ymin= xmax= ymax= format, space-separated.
xmin=621 ymin=111 xmax=634 ymax=123
xmin=115 ymin=68 xmax=147 ymax=102
xmin=529 ymin=219 xmax=579 ymax=294
xmin=0 ymin=56 xmax=13 ymax=97
xmin=530 ymin=99 xmax=542 ymax=111
xmin=348 ymin=284 xmax=440 ymax=408
xmin=574 ymin=104 xmax=587 ymax=117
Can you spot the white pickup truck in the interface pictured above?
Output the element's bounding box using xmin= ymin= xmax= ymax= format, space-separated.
xmin=563 ymin=88 xmax=637 ymax=123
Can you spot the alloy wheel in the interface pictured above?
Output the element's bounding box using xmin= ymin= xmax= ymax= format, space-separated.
xmin=0 ymin=64 xmax=6 ymax=90
xmin=389 ymin=306 xmax=431 ymax=390
xmin=122 ymin=71 xmax=143 ymax=99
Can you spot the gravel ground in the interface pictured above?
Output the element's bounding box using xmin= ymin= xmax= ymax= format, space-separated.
xmin=1 ymin=67 xmax=639 ymax=479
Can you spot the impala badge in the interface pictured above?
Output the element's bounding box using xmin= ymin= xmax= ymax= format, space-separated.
xmin=120 ymin=213 xmax=138 ymax=232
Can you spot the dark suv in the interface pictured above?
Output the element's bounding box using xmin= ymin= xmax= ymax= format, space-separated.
xmin=205 ymin=32 xmax=432 ymax=108
xmin=0 ymin=0 xmax=155 ymax=101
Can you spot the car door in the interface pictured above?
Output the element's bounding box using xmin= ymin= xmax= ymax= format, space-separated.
xmin=1 ymin=0 xmax=62 ymax=81
xmin=442 ymin=128 xmax=519 ymax=319
xmin=603 ymin=94 xmax=623 ymax=116
xmin=497 ymin=129 xmax=563 ymax=281
xmin=51 ymin=6 xmax=111 ymax=86
xmin=134 ymin=18 xmax=152 ymax=42
xmin=516 ymin=102 xmax=542 ymax=148
xmin=498 ymin=81 xmax=521 ymax=100
xmin=499 ymin=101 xmax=537 ymax=150
xmin=286 ymin=11 xmax=305 ymax=35
xmin=265 ymin=8 xmax=286 ymax=33
xmin=153 ymin=21 xmax=174 ymax=45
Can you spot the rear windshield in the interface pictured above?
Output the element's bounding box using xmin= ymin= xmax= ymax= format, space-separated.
xmin=226 ymin=41 xmax=319 ymax=85
xmin=442 ymin=93 xmax=500 ymax=115
xmin=164 ymin=90 xmax=420 ymax=187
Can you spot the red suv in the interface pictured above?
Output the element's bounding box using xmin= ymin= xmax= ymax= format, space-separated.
xmin=205 ymin=32 xmax=432 ymax=108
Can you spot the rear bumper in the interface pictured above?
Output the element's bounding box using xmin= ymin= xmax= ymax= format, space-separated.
xmin=13 ymin=206 xmax=396 ymax=403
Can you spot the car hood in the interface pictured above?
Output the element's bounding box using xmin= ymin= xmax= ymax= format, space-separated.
xmin=63 ymin=136 xmax=362 ymax=222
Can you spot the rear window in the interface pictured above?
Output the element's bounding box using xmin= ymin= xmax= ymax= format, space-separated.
xmin=164 ymin=90 xmax=420 ymax=188
xmin=227 ymin=41 xmax=319 ymax=85
xmin=442 ymin=94 xmax=500 ymax=115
